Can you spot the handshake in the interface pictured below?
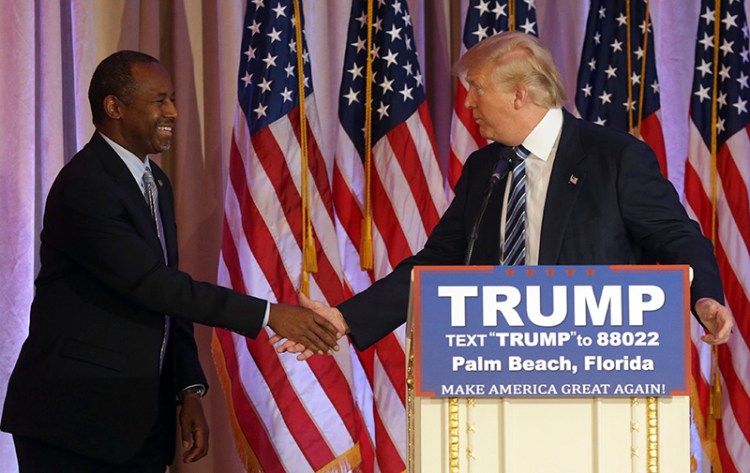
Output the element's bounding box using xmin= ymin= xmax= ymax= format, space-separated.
xmin=267 ymin=293 xmax=349 ymax=360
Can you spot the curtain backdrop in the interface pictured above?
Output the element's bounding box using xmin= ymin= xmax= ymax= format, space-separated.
xmin=0 ymin=1 xmax=742 ymax=472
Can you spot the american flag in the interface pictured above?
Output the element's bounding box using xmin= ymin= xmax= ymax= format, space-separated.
xmin=333 ymin=0 xmax=448 ymax=471
xmin=686 ymin=0 xmax=750 ymax=471
xmin=448 ymin=0 xmax=537 ymax=190
xmin=574 ymin=0 xmax=668 ymax=177
xmin=212 ymin=1 xmax=368 ymax=471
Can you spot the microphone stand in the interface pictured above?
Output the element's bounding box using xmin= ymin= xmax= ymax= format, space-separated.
xmin=464 ymin=155 xmax=512 ymax=265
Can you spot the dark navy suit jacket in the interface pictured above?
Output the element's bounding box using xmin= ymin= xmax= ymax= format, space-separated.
xmin=340 ymin=111 xmax=724 ymax=351
xmin=2 ymin=132 xmax=268 ymax=463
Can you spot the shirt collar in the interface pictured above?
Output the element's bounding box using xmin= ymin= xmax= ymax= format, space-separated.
xmin=99 ymin=132 xmax=152 ymax=191
xmin=519 ymin=108 xmax=563 ymax=161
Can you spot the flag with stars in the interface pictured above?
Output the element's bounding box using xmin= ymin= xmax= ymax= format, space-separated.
xmin=333 ymin=0 xmax=448 ymax=471
xmin=575 ymin=0 xmax=668 ymax=177
xmin=685 ymin=1 xmax=750 ymax=471
xmin=213 ymin=1 xmax=368 ymax=471
xmin=448 ymin=0 xmax=538 ymax=190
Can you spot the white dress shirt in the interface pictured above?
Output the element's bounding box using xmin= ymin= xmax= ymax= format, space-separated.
xmin=500 ymin=108 xmax=563 ymax=265
xmin=99 ymin=132 xmax=151 ymax=194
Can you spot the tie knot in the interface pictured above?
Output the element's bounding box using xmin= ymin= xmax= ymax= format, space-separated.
xmin=513 ymin=145 xmax=530 ymax=161
xmin=143 ymin=168 xmax=155 ymax=185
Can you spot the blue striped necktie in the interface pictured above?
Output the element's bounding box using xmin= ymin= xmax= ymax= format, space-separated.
xmin=502 ymin=146 xmax=528 ymax=266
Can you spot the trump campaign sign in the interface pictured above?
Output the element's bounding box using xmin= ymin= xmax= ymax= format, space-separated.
xmin=410 ymin=265 xmax=691 ymax=398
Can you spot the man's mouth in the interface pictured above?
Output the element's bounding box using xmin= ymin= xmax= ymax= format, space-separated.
xmin=157 ymin=125 xmax=173 ymax=138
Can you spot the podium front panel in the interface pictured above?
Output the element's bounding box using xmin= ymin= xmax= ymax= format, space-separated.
xmin=409 ymin=396 xmax=689 ymax=472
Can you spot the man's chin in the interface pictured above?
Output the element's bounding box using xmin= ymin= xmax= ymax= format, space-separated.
xmin=475 ymin=125 xmax=491 ymax=140
xmin=477 ymin=130 xmax=493 ymax=141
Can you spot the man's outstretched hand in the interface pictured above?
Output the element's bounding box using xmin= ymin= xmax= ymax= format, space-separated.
xmin=267 ymin=303 xmax=343 ymax=355
xmin=695 ymin=297 xmax=734 ymax=345
xmin=270 ymin=294 xmax=349 ymax=360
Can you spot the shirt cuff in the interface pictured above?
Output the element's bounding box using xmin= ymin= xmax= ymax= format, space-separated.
xmin=261 ymin=301 xmax=270 ymax=328
xmin=180 ymin=384 xmax=206 ymax=401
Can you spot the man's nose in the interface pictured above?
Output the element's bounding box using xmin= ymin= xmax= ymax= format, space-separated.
xmin=464 ymin=92 xmax=476 ymax=109
xmin=165 ymin=99 xmax=178 ymax=118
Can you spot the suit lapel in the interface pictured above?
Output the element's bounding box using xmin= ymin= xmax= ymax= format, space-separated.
xmin=538 ymin=112 xmax=587 ymax=264
xmin=90 ymin=133 xmax=167 ymax=259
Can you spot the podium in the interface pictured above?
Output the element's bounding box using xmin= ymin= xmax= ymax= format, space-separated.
xmin=406 ymin=266 xmax=691 ymax=473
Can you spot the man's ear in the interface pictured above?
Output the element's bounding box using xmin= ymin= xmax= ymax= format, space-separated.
xmin=513 ymin=85 xmax=530 ymax=109
xmin=103 ymin=95 xmax=121 ymax=120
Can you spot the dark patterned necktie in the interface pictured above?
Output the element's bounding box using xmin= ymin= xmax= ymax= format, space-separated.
xmin=143 ymin=167 xmax=170 ymax=370
xmin=502 ymin=146 xmax=528 ymax=266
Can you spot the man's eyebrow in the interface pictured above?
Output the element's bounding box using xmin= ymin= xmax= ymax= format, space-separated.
xmin=152 ymin=91 xmax=175 ymax=99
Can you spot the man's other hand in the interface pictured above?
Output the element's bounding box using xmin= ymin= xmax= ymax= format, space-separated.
xmin=179 ymin=393 xmax=209 ymax=463
xmin=696 ymin=297 xmax=735 ymax=345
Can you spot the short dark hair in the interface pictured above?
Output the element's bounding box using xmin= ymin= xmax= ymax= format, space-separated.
xmin=88 ymin=50 xmax=160 ymax=125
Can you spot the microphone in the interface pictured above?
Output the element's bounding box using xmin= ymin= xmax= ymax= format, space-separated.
xmin=489 ymin=156 xmax=512 ymax=185
xmin=464 ymin=151 xmax=514 ymax=265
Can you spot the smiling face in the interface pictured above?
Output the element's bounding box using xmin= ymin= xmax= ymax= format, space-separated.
xmin=106 ymin=62 xmax=177 ymax=160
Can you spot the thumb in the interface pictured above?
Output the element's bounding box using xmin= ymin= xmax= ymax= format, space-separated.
xmin=299 ymin=292 xmax=325 ymax=311
xmin=695 ymin=298 xmax=718 ymax=319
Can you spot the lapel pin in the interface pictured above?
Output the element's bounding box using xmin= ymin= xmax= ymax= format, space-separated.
xmin=568 ymin=174 xmax=579 ymax=185
xmin=158 ymin=179 xmax=164 ymax=188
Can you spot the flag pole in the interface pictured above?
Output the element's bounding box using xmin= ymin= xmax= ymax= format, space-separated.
xmin=360 ymin=0 xmax=375 ymax=270
xmin=625 ymin=0 xmax=635 ymax=134
xmin=293 ymin=0 xmax=317 ymax=295
xmin=636 ymin=0 xmax=652 ymax=137
xmin=707 ymin=0 xmax=722 ymax=453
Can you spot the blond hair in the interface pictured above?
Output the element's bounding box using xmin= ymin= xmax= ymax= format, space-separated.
xmin=456 ymin=31 xmax=566 ymax=108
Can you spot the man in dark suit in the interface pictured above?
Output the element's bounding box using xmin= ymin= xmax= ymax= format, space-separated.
xmin=1 ymin=51 xmax=341 ymax=472
xmin=279 ymin=31 xmax=733 ymax=356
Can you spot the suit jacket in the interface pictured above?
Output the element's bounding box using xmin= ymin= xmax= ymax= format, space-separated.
xmin=340 ymin=111 xmax=724 ymax=351
xmin=1 ymin=133 xmax=268 ymax=463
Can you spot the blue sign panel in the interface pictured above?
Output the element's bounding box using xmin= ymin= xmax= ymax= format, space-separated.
xmin=412 ymin=265 xmax=690 ymax=398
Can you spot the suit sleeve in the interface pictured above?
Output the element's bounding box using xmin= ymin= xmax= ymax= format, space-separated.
xmin=53 ymin=171 xmax=266 ymax=338
xmin=338 ymin=153 xmax=483 ymax=351
xmin=173 ymin=317 xmax=209 ymax=396
xmin=615 ymin=138 xmax=725 ymax=310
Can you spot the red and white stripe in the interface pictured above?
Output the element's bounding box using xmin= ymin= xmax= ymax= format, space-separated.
xmin=685 ymin=120 xmax=750 ymax=473
xmin=215 ymin=98 xmax=372 ymax=472
xmin=333 ymin=101 xmax=448 ymax=472
xmin=639 ymin=110 xmax=668 ymax=178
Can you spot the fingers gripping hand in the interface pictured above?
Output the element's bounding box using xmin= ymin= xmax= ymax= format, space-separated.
xmin=299 ymin=293 xmax=349 ymax=335
xmin=267 ymin=303 xmax=340 ymax=355
xmin=270 ymin=294 xmax=350 ymax=361
xmin=273 ymin=338 xmax=306 ymax=353
xmin=696 ymin=297 xmax=734 ymax=345
xmin=282 ymin=293 xmax=349 ymax=360
xmin=268 ymin=294 xmax=349 ymax=360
